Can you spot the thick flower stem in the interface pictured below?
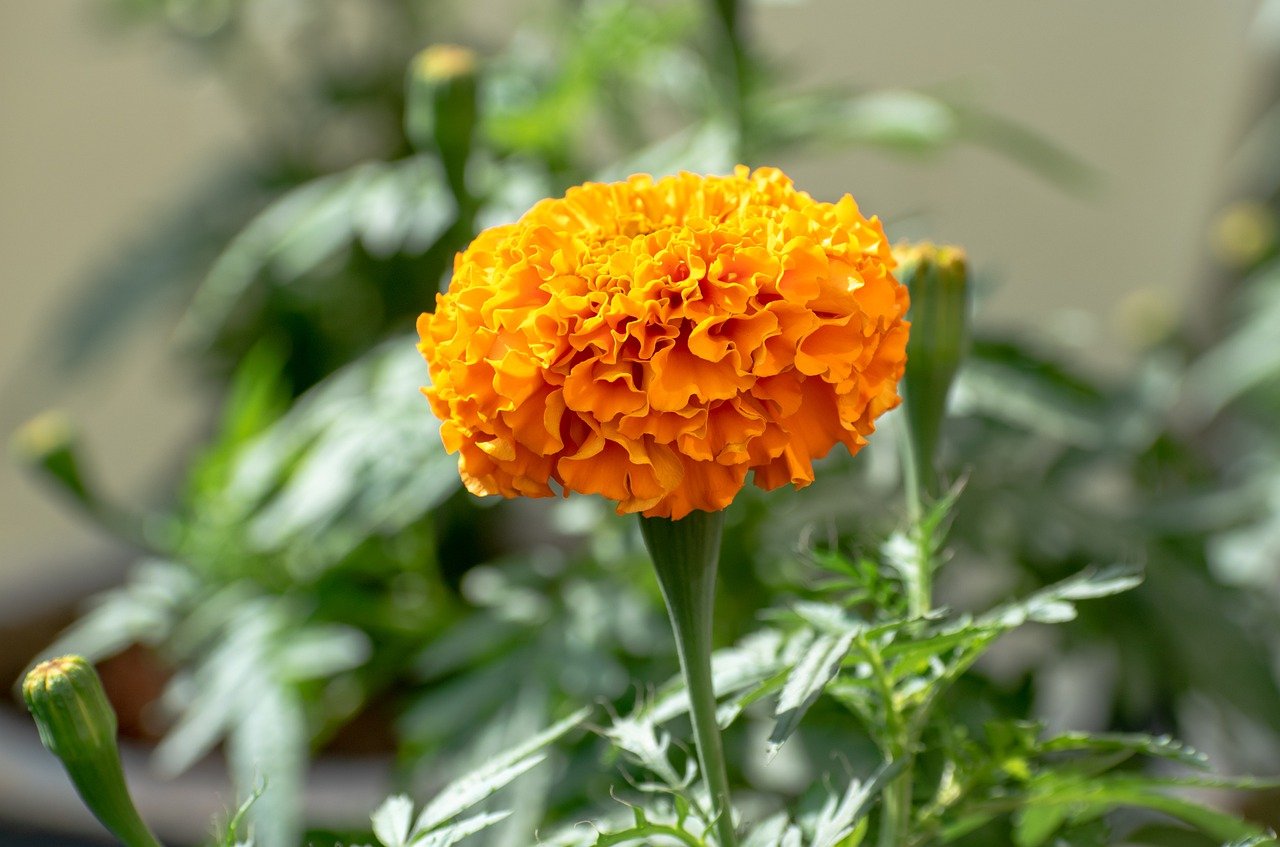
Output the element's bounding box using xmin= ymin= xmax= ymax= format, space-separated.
xmin=639 ymin=510 xmax=738 ymax=847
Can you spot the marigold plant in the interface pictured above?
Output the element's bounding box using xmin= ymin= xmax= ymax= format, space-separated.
xmin=417 ymin=166 xmax=910 ymax=519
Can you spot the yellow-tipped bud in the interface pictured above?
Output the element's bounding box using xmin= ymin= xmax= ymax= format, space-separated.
xmin=407 ymin=44 xmax=479 ymax=202
xmin=1211 ymin=201 xmax=1276 ymax=269
xmin=413 ymin=44 xmax=477 ymax=81
xmin=895 ymin=242 xmax=970 ymax=497
xmin=23 ymin=657 xmax=163 ymax=847
xmin=11 ymin=411 xmax=92 ymax=504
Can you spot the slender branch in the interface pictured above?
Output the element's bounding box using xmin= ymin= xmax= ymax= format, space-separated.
xmin=597 ymin=822 xmax=706 ymax=847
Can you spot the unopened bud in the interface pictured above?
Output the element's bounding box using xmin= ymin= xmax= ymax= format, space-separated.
xmin=11 ymin=411 xmax=92 ymax=505
xmin=23 ymin=657 xmax=162 ymax=847
xmin=12 ymin=411 xmax=144 ymax=544
xmin=407 ymin=44 xmax=479 ymax=203
xmin=895 ymin=242 xmax=970 ymax=497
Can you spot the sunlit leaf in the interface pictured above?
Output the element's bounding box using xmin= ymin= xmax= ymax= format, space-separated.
xmin=768 ymin=630 xmax=858 ymax=759
xmin=373 ymin=795 xmax=416 ymax=847
xmin=179 ymin=157 xmax=453 ymax=349
xmin=412 ymin=708 xmax=588 ymax=833
xmin=808 ymin=762 xmax=900 ymax=847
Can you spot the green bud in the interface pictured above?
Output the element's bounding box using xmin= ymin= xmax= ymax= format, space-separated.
xmin=23 ymin=657 xmax=163 ymax=847
xmin=407 ymin=44 xmax=479 ymax=204
xmin=11 ymin=412 xmax=93 ymax=506
xmin=11 ymin=411 xmax=145 ymax=545
xmin=896 ymin=242 xmax=970 ymax=498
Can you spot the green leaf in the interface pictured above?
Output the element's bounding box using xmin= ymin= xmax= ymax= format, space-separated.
xmin=983 ymin=565 xmax=1143 ymax=629
xmin=179 ymin=157 xmax=453 ymax=349
xmin=412 ymin=708 xmax=589 ymax=833
xmin=1017 ymin=774 xmax=1273 ymax=845
xmin=372 ymin=795 xmax=415 ymax=847
xmin=646 ymin=628 xmax=801 ymax=725
xmin=40 ymin=559 xmax=196 ymax=664
xmin=880 ymin=529 xmax=932 ymax=616
xmin=1014 ymin=802 xmax=1069 ymax=847
xmin=833 ymin=89 xmax=960 ymax=152
xmin=274 ymin=625 xmax=371 ymax=682
xmin=605 ymin=713 xmax=689 ymax=789
xmin=154 ymin=611 xmax=269 ymax=776
xmin=740 ymin=813 xmax=791 ymax=847
xmin=808 ymin=762 xmax=901 ymax=847
xmin=951 ymin=103 xmax=1099 ymax=192
xmin=1038 ymin=732 xmax=1209 ymax=769
xmin=226 ymin=671 xmax=307 ymax=847
xmin=218 ymin=785 xmax=263 ymax=847
xmin=768 ymin=630 xmax=858 ymax=759
xmin=879 ymin=623 xmax=996 ymax=668
xmin=595 ymin=121 xmax=737 ymax=182
xmin=955 ymin=342 xmax=1110 ymax=449
xmin=208 ymin=338 xmax=460 ymax=575
xmin=412 ymin=811 xmax=512 ymax=847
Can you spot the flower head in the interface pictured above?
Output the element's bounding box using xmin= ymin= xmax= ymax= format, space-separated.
xmin=418 ymin=166 xmax=909 ymax=519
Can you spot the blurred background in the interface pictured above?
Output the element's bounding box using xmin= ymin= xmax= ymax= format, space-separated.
xmin=3 ymin=1 xmax=1267 ymax=582
xmin=3 ymin=1 xmax=1280 ymax=845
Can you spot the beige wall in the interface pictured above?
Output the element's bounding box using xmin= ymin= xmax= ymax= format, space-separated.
xmin=1 ymin=5 xmax=244 ymax=597
xmin=0 ymin=1 xmax=1265 ymax=595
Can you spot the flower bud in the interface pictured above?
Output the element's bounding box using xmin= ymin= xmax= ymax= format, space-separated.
xmin=11 ymin=411 xmax=93 ymax=506
xmin=12 ymin=411 xmax=144 ymax=544
xmin=407 ymin=44 xmax=479 ymax=203
xmin=894 ymin=242 xmax=970 ymax=497
xmin=23 ymin=656 xmax=163 ymax=847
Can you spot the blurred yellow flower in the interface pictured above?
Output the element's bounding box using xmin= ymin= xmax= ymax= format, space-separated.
xmin=418 ymin=166 xmax=909 ymax=518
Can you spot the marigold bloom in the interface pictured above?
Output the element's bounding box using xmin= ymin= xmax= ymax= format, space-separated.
xmin=418 ymin=166 xmax=909 ymax=519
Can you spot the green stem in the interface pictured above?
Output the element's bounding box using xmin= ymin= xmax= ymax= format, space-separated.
xmin=707 ymin=0 xmax=751 ymax=160
xmin=867 ymin=636 xmax=909 ymax=847
xmin=877 ymin=424 xmax=938 ymax=846
xmin=898 ymin=421 xmax=930 ymax=620
xmin=68 ymin=750 xmax=165 ymax=847
xmin=639 ymin=511 xmax=738 ymax=847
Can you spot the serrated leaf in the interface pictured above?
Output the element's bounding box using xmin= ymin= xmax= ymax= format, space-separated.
xmin=789 ymin=602 xmax=861 ymax=635
xmin=741 ymin=813 xmax=789 ymax=847
xmin=412 ymin=708 xmax=588 ymax=833
xmin=716 ymin=667 xmax=788 ymax=730
xmin=1038 ymin=732 xmax=1209 ymax=769
xmin=768 ymin=631 xmax=857 ymax=759
xmin=809 ymin=762 xmax=900 ymax=847
xmin=180 ymin=157 xmax=453 ymax=348
xmin=154 ymin=648 xmax=254 ymax=775
xmin=39 ymin=571 xmax=182 ymax=664
xmin=879 ymin=622 xmax=995 ymax=666
xmin=647 ymin=628 xmax=798 ymax=725
xmin=605 ymin=714 xmax=687 ymax=788
xmin=372 ymin=795 xmax=416 ymax=847
xmin=412 ymin=811 xmax=512 ymax=847
xmin=881 ymin=531 xmax=928 ymax=606
xmin=212 ymin=339 xmax=460 ymax=574
xmin=984 ymin=566 xmax=1142 ymax=629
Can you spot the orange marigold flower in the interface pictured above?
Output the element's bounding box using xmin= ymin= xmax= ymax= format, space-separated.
xmin=417 ymin=166 xmax=910 ymax=519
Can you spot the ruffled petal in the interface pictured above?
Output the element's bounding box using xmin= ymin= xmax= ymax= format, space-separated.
xmin=418 ymin=167 xmax=909 ymax=518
